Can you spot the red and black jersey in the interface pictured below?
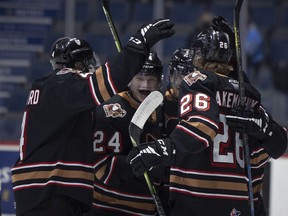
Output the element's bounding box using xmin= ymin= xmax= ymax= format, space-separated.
xmin=11 ymin=50 xmax=147 ymax=215
xmin=92 ymin=91 xmax=163 ymax=215
xmin=168 ymin=70 xmax=287 ymax=215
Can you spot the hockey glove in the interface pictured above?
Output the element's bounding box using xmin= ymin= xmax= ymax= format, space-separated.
xmin=226 ymin=106 xmax=273 ymax=140
xmin=126 ymin=18 xmax=175 ymax=55
xmin=126 ymin=138 xmax=175 ymax=177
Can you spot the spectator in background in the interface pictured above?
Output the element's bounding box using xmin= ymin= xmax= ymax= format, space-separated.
xmin=185 ymin=10 xmax=215 ymax=48
xmin=244 ymin=10 xmax=264 ymax=84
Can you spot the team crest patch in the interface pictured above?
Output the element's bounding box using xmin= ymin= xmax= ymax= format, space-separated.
xmin=183 ymin=71 xmax=207 ymax=86
xmin=230 ymin=208 xmax=241 ymax=216
xmin=103 ymin=103 xmax=126 ymax=118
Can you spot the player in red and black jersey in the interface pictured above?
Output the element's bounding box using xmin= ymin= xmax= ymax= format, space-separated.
xmin=127 ymin=17 xmax=287 ymax=216
xmin=91 ymin=51 xmax=163 ymax=216
xmin=156 ymin=48 xmax=196 ymax=214
xmin=11 ymin=19 xmax=175 ymax=216
xmin=163 ymin=48 xmax=196 ymax=136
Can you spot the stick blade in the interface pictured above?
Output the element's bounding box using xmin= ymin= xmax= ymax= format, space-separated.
xmin=129 ymin=91 xmax=163 ymax=146
xmin=130 ymin=91 xmax=163 ymax=130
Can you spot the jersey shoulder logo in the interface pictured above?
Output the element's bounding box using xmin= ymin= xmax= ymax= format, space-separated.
xmin=103 ymin=103 xmax=127 ymax=118
xmin=183 ymin=70 xmax=207 ymax=86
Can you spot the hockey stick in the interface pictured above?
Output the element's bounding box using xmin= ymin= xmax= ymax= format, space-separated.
xmin=102 ymin=0 xmax=123 ymax=52
xmin=129 ymin=91 xmax=166 ymax=216
xmin=233 ymin=1 xmax=255 ymax=216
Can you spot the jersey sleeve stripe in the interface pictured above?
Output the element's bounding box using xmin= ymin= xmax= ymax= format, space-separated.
xmin=105 ymin=62 xmax=117 ymax=95
xmin=12 ymin=168 xmax=93 ymax=182
xmin=169 ymin=186 xmax=250 ymax=200
xmin=94 ymin=181 xmax=154 ymax=200
xmin=187 ymin=115 xmax=219 ymax=131
xmin=184 ymin=120 xmax=217 ymax=140
xmin=250 ymin=152 xmax=269 ymax=165
xmin=95 ymin=67 xmax=112 ymax=102
xmin=13 ymin=180 xmax=93 ymax=190
xmin=251 ymin=157 xmax=270 ymax=169
xmin=175 ymin=124 xmax=209 ymax=148
xmin=93 ymin=191 xmax=155 ymax=211
xmin=170 ymin=167 xmax=248 ymax=179
xmin=170 ymin=174 xmax=247 ymax=191
xmin=103 ymin=156 xmax=117 ymax=184
xmin=89 ymin=76 xmax=101 ymax=105
xmin=12 ymin=161 xmax=94 ymax=171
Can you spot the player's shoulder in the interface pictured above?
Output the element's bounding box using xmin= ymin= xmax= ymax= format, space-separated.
xmin=97 ymin=92 xmax=133 ymax=121
xmin=51 ymin=68 xmax=94 ymax=81
xmin=182 ymin=69 xmax=218 ymax=89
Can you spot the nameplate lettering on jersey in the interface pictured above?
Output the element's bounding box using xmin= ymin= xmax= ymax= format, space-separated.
xmin=27 ymin=89 xmax=40 ymax=105
xmin=183 ymin=71 xmax=207 ymax=86
xmin=216 ymin=90 xmax=258 ymax=108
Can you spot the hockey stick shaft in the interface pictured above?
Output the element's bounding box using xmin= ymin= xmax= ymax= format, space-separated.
xmin=101 ymin=4 xmax=165 ymax=214
xmin=130 ymin=137 xmax=167 ymax=216
xmin=102 ymin=0 xmax=123 ymax=52
xmin=129 ymin=91 xmax=166 ymax=216
xmin=233 ymin=1 xmax=255 ymax=216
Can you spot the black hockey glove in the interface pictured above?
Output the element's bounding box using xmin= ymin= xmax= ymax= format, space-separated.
xmin=126 ymin=18 xmax=175 ymax=55
xmin=226 ymin=106 xmax=273 ymax=140
xmin=126 ymin=138 xmax=175 ymax=177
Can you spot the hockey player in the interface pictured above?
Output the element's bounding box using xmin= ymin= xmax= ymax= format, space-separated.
xmin=127 ymin=17 xmax=287 ymax=216
xmin=91 ymin=51 xmax=163 ymax=216
xmin=158 ymin=48 xmax=196 ymax=215
xmin=163 ymin=48 xmax=196 ymax=136
xmin=11 ymin=18 xmax=175 ymax=216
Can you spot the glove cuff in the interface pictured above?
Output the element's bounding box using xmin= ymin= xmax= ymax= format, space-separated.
xmin=155 ymin=138 xmax=175 ymax=166
xmin=125 ymin=34 xmax=149 ymax=56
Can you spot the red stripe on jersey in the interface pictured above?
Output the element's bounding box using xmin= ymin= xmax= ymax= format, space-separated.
xmin=13 ymin=180 xmax=93 ymax=191
xmin=89 ymin=76 xmax=101 ymax=105
xmin=169 ymin=186 xmax=252 ymax=201
xmin=105 ymin=62 xmax=117 ymax=95
xmin=12 ymin=160 xmax=94 ymax=171
xmin=103 ymin=156 xmax=117 ymax=184
xmin=93 ymin=181 xmax=153 ymax=200
xmin=170 ymin=166 xmax=248 ymax=180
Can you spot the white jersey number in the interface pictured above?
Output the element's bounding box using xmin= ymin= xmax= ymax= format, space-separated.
xmin=180 ymin=93 xmax=210 ymax=116
xmin=213 ymin=114 xmax=245 ymax=168
xmin=93 ymin=130 xmax=121 ymax=153
xmin=19 ymin=111 xmax=28 ymax=160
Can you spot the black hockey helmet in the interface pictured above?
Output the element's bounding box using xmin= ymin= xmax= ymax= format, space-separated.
xmin=169 ymin=48 xmax=195 ymax=76
xmin=140 ymin=51 xmax=163 ymax=79
xmin=192 ymin=26 xmax=232 ymax=64
xmin=49 ymin=37 xmax=97 ymax=72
